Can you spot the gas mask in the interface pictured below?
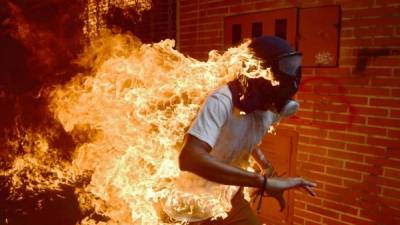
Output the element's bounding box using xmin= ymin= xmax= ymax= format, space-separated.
xmin=274 ymin=52 xmax=302 ymax=80
xmin=280 ymin=99 xmax=299 ymax=118
xmin=268 ymin=51 xmax=302 ymax=113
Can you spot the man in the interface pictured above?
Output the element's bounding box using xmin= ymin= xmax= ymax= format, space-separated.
xmin=164 ymin=36 xmax=316 ymax=225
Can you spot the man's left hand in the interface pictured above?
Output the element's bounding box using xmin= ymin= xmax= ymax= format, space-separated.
xmin=266 ymin=177 xmax=317 ymax=211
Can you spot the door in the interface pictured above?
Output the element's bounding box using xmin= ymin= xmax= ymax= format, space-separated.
xmin=254 ymin=128 xmax=298 ymax=225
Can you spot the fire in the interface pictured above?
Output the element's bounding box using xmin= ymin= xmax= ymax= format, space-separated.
xmin=2 ymin=30 xmax=275 ymax=224
xmin=1 ymin=130 xmax=76 ymax=196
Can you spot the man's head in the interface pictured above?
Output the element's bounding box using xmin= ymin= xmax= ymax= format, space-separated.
xmin=229 ymin=36 xmax=302 ymax=114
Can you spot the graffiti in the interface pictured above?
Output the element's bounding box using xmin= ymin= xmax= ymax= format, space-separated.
xmin=355 ymin=48 xmax=400 ymax=72
xmin=314 ymin=51 xmax=334 ymax=65
xmin=288 ymin=76 xmax=357 ymax=130
xmin=333 ymin=149 xmax=399 ymax=224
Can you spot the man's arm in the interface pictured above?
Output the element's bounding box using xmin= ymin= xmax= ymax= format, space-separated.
xmin=179 ymin=134 xmax=264 ymax=188
xmin=179 ymin=134 xmax=317 ymax=196
xmin=252 ymin=146 xmax=279 ymax=178
xmin=251 ymin=146 xmax=271 ymax=170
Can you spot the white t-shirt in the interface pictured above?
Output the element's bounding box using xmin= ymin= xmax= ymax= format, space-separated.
xmin=162 ymin=85 xmax=280 ymax=222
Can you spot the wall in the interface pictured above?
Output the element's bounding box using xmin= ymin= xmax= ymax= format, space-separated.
xmin=178 ymin=0 xmax=400 ymax=224
xmin=132 ymin=0 xmax=176 ymax=43
xmin=84 ymin=0 xmax=175 ymax=43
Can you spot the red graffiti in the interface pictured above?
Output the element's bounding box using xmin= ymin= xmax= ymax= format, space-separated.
xmin=288 ymin=76 xmax=357 ymax=130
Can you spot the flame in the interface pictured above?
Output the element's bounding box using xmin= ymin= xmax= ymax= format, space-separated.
xmin=1 ymin=130 xmax=76 ymax=197
xmin=2 ymin=31 xmax=275 ymax=224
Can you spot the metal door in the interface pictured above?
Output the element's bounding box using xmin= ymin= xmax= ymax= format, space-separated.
xmin=224 ymin=8 xmax=298 ymax=49
xmin=256 ymin=128 xmax=298 ymax=225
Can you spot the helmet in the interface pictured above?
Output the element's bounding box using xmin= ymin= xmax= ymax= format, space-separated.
xmin=249 ymin=36 xmax=302 ymax=112
xmin=249 ymin=35 xmax=302 ymax=98
xmin=228 ymin=36 xmax=302 ymax=114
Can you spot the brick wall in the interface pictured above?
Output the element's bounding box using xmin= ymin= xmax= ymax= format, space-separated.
xmin=178 ymin=0 xmax=400 ymax=224
xmin=132 ymin=0 xmax=176 ymax=43
xmin=84 ymin=0 xmax=175 ymax=43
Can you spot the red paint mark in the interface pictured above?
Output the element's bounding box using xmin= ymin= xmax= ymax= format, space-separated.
xmin=288 ymin=76 xmax=357 ymax=130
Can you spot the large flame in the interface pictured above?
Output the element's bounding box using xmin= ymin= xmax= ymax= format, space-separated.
xmin=2 ymin=31 xmax=275 ymax=225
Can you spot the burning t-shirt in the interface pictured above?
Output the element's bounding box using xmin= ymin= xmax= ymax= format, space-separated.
xmin=162 ymin=85 xmax=280 ymax=222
